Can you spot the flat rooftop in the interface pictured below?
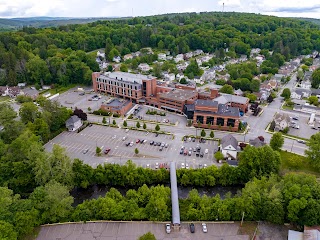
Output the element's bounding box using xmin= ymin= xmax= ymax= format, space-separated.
xmin=102 ymin=98 xmax=131 ymax=109
xmin=104 ymin=72 xmax=156 ymax=84
xmin=214 ymin=94 xmax=249 ymax=105
xmin=195 ymin=99 xmax=218 ymax=108
xmin=159 ymin=89 xmax=197 ymax=102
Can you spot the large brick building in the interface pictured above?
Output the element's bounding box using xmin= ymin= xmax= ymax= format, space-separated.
xmin=92 ymin=72 xmax=248 ymax=132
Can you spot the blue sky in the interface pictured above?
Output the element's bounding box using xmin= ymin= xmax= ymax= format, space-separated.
xmin=0 ymin=0 xmax=319 ymax=19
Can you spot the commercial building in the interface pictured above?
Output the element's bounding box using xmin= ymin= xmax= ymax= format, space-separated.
xmin=100 ymin=98 xmax=133 ymax=116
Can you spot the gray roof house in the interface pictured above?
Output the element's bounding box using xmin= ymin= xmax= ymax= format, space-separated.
xmin=220 ymin=134 xmax=239 ymax=159
xmin=249 ymin=137 xmax=266 ymax=147
xmin=66 ymin=115 xmax=83 ymax=132
xmin=273 ymin=113 xmax=290 ymax=131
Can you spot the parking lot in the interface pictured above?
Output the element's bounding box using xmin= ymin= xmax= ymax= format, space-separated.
xmin=37 ymin=222 xmax=249 ymax=240
xmin=287 ymin=113 xmax=320 ymax=139
xmin=45 ymin=125 xmax=219 ymax=168
xmin=54 ymin=87 xmax=111 ymax=111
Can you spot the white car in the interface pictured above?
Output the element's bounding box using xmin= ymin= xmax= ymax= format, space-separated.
xmin=146 ymin=164 xmax=150 ymax=168
xmin=202 ymin=223 xmax=207 ymax=233
xmin=129 ymin=142 xmax=134 ymax=147
xmin=181 ymin=163 xmax=185 ymax=169
xmin=186 ymin=163 xmax=189 ymax=169
xmin=122 ymin=136 xmax=127 ymax=141
xmin=166 ymin=224 xmax=171 ymax=234
xmin=203 ymin=164 xmax=207 ymax=168
xmin=205 ymin=149 xmax=208 ymax=154
xmin=155 ymin=162 xmax=159 ymax=169
xmin=163 ymin=119 xmax=167 ymax=123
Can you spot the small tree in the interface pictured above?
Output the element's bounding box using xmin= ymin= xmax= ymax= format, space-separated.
xmin=136 ymin=121 xmax=141 ymax=128
xmin=214 ymin=151 xmax=224 ymax=160
xmin=102 ymin=117 xmax=107 ymax=124
xmin=134 ymin=148 xmax=139 ymax=155
xmin=155 ymin=124 xmax=160 ymax=131
xmin=210 ymin=130 xmax=214 ymax=138
xmin=112 ymin=119 xmax=116 ymax=125
xmin=138 ymin=232 xmax=156 ymax=240
xmin=270 ymin=132 xmax=284 ymax=151
xmin=201 ymin=129 xmax=206 ymax=137
xmin=281 ymin=88 xmax=291 ymax=100
xmin=123 ymin=120 xmax=127 ymax=127
xmin=96 ymin=147 xmax=101 ymax=156
xmin=143 ymin=123 xmax=147 ymax=129
xmin=88 ymin=107 xmax=92 ymax=112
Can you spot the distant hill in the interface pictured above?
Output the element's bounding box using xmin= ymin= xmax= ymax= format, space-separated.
xmin=296 ymin=18 xmax=320 ymax=25
xmin=0 ymin=16 xmax=121 ymax=31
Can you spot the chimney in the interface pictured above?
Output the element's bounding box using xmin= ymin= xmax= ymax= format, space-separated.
xmin=210 ymin=89 xmax=219 ymax=99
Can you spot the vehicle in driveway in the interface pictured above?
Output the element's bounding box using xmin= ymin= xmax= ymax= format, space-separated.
xmin=166 ymin=224 xmax=171 ymax=234
xmin=104 ymin=148 xmax=111 ymax=154
xmin=82 ymin=149 xmax=89 ymax=154
xmin=190 ymin=223 xmax=195 ymax=233
xmin=202 ymin=223 xmax=207 ymax=233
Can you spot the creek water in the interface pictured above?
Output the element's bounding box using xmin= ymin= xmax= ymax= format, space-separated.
xmin=71 ymin=184 xmax=243 ymax=206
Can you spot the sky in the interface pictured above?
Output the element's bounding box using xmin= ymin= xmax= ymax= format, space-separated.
xmin=0 ymin=0 xmax=319 ymax=19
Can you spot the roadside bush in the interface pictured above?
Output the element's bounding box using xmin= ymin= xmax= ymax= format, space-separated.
xmin=112 ymin=113 xmax=120 ymax=118
xmin=92 ymin=109 xmax=111 ymax=116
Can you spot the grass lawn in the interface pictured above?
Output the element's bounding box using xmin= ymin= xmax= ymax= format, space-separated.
xmin=0 ymin=96 xmax=10 ymax=102
xmin=41 ymin=84 xmax=78 ymax=95
xmin=279 ymin=151 xmax=320 ymax=177
xmin=282 ymin=105 xmax=294 ymax=110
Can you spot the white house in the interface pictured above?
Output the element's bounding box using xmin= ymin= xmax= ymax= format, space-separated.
xmin=300 ymin=80 xmax=312 ymax=90
xmin=113 ymin=56 xmax=121 ymax=63
xmin=138 ymin=63 xmax=151 ymax=72
xmin=184 ymin=52 xmax=193 ymax=59
xmin=158 ymin=53 xmax=166 ymax=61
xmin=200 ymin=70 xmax=216 ymax=81
xmin=196 ymin=58 xmax=202 ymax=66
xmin=166 ymin=56 xmax=173 ymax=60
xmin=273 ymin=113 xmax=290 ymax=131
xmin=66 ymin=115 xmax=83 ymax=132
xmin=177 ymin=62 xmax=189 ymax=71
xmin=174 ymin=54 xmax=184 ymax=63
xmin=123 ymin=54 xmax=133 ymax=61
xmin=220 ymin=134 xmax=239 ymax=160
xmin=176 ymin=73 xmax=185 ymax=81
xmin=17 ymin=82 xmax=26 ymax=88
xmin=164 ymin=73 xmax=175 ymax=82
xmin=97 ymin=51 xmax=105 ymax=59
xmin=193 ymin=49 xmax=204 ymax=56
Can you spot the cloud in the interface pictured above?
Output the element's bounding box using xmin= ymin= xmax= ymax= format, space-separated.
xmin=269 ymin=5 xmax=320 ymax=13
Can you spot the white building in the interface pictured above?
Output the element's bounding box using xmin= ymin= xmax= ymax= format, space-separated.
xmin=158 ymin=53 xmax=166 ymax=61
xmin=220 ymin=135 xmax=239 ymax=160
xmin=66 ymin=115 xmax=83 ymax=132
xmin=174 ymin=54 xmax=184 ymax=63
xmin=138 ymin=63 xmax=151 ymax=72
xmin=113 ymin=56 xmax=121 ymax=63
xmin=97 ymin=51 xmax=105 ymax=59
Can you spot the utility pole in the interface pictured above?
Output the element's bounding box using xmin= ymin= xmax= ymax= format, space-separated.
xmin=241 ymin=211 xmax=245 ymax=226
xmin=223 ymin=2 xmax=225 ymax=12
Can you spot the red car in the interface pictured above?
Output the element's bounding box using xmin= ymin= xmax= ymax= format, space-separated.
xmin=136 ymin=139 xmax=140 ymax=143
xmin=104 ymin=148 xmax=111 ymax=154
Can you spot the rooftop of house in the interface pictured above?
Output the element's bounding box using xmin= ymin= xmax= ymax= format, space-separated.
xmin=158 ymin=89 xmax=197 ymax=102
xmin=274 ymin=112 xmax=290 ymax=123
xmin=217 ymin=104 xmax=240 ymax=117
xmin=66 ymin=115 xmax=81 ymax=126
xmin=221 ymin=134 xmax=238 ymax=149
xmin=249 ymin=137 xmax=266 ymax=147
xmin=214 ymin=94 xmax=249 ymax=105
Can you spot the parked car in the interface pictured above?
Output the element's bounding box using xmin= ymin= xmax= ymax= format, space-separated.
xmin=190 ymin=223 xmax=195 ymax=233
xmin=161 ymin=142 xmax=165 ymax=147
xmin=166 ymin=224 xmax=171 ymax=234
xmin=125 ymin=142 xmax=130 ymax=147
xmin=188 ymin=150 xmax=192 ymax=156
xmin=205 ymin=149 xmax=209 ymax=154
xmin=181 ymin=163 xmax=185 ymax=169
xmin=143 ymin=139 xmax=147 ymax=143
xmin=145 ymin=131 xmax=149 ymax=135
xmin=183 ymin=136 xmax=187 ymax=141
xmin=159 ymin=146 xmax=164 ymax=151
xmin=82 ymin=149 xmax=89 ymax=154
xmin=180 ymin=149 xmax=184 ymax=154
xmin=125 ymin=129 xmax=129 ymax=133
xmin=200 ymin=152 xmax=204 ymax=158
xmin=202 ymin=223 xmax=207 ymax=233
xmin=192 ymin=137 xmax=196 ymax=142
xmin=184 ymin=149 xmax=188 ymax=155
xmin=297 ymin=140 xmax=306 ymax=144
xmin=104 ymin=148 xmax=111 ymax=154
xmin=88 ymin=123 xmax=93 ymax=127
xmin=186 ymin=163 xmax=189 ymax=169
xmin=129 ymin=142 xmax=134 ymax=147
xmin=136 ymin=139 xmax=140 ymax=143
xmin=150 ymin=141 xmax=154 ymax=145
xmin=155 ymin=162 xmax=159 ymax=169
xmin=292 ymin=116 xmax=299 ymax=121
xmin=157 ymin=142 xmax=161 ymax=146
xmin=122 ymin=136 xmax=127 ymax=141
xmin=155 ymin=133 xmax=159 ymax=137
xmin=165 ymin=143 xmax=169 ymax=148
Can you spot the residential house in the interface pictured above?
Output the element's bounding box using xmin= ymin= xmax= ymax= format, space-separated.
xmin=311 ymin=89 xmax=320 ymax=99
xmin=164 ymin=73 xmax=175 ymax=82
xmin=258 ymin=90 xmax=269 ymax=102
xmin=113 ymin=56 xmax=121 ymax=63
xmin=174 ymin=54 xmax=184 ymax=63
xmin=123 ymin=54 xmax=133 ymax=61
xmin=200 ymin=69 xmax=216 ymax=81
xmin=66 ymin=115 xmax=83 ymax=132
xmin=200 ymin=55 xmax=212 ymax=63
xmin=158 ymin=53 xmax=166 ymax=61
xmin=97 ymin=51 xmax=105 ymax=59
xmin=42 ymin=85 xmax=51 ymax=90
xmin=23 ymin=88 xmax=39 ymax=100
xmin=273 ymin=112 xmax=290 ymax=131
xmin=196 ymin=58 xmax=202 ymax=66
xmin=132 ymin=51 xmax=141 ymax=58
xmin=310 ymin=65 xmax=318 ymax=72
xmin=193 ymin=49 xmax=204 ymax=56
xmin=184 ymin=52 xmax=193 ymax=59
xmin=176 ymin=62 xmax=189 ymax=71
xmin=138 ymin=63 xmax=151 ymax=72
xmin=273 ymin=74 xmax=284 ymax=82
xmin=239 ymin=55 xmax=248 ymax=62
xmin=220 ymin=134 xmax=239 ymax=159
xmin=1 ymin=86 xmax=22 ymax=97
xmin=300 ymin=80 xmax=312 ymax=89
xmin=193 ymin=76 xmax=203 ymax=84
xmin=291 ymin=88 xmax=311 ymax=99
xmin=17 ymin=82 xmax=26 ymax=88
xmin=250 ymin=48 xmax=261 ymax=57
xmin=176 ymin=73 xmax=185 ymax=81
xmin=166 ymin=56 xmax=173 ymax=61
xmin=249 ymin=137 xmax=266 ymax=147
xmin=234 ymin=89 xmax=243 ymax=96
xmin=255 ymin=55 xmax=265 ymax=66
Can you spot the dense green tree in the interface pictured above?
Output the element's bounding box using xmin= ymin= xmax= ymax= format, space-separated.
xmin=120 ymin=63 xmax=128 ymax=72
xmin=0 ymin=103 xmax=17 ymax=126
xmin=136 ymin=121 xmax=141 ymax=128
xmin=308 ymin=96 xmax=319 ymax=106
xmin=0 ymin=221 xmax=18 ymax=240
xmin=26 ymin=56 xmax=51 ymax=85
xmin=201 ymin=129 xmax=206 ymax=137
xmin=305 ymin=133 xmax=320 ymax=170
xmin=143 ymin=123 xmax=147 ymax=129
xmin=281 ymin=88 xmax=291 ymax=100
xmin=123 ymin=120 xmax=128 ymax=127
xmin=184 ymin=60 xmax=203 ymax=78
xmin=19 ymin=102 xmax=39 ymax=124
xmin=210 ymin=130 xmax=214 ymax=138
xmin=138 ymin=232 xmax=156 ymax=240
xmin=155 ymin=124 xmax=160 ymax=131
xmin=311 ymin=70 xmax=320 ymax=88
xmin=270 ymin=132 xmax=284 ymax=151
xmin=219 ymin=84 xmax=234 ymax=94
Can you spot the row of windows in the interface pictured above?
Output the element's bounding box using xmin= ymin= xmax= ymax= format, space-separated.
xmin=97 ymin=78 xmax=141 ymax=90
